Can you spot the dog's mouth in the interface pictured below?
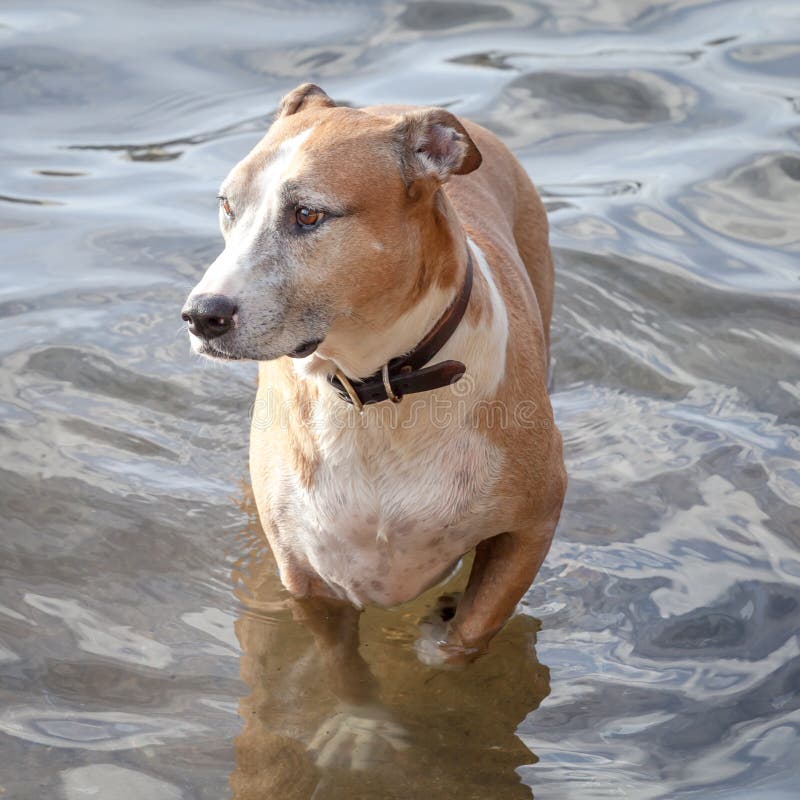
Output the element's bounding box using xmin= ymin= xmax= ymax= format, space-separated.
xmin=195 ymin=336 xmax=323 ymax=362
xmin=196 ymin=339 xmax=240 ymax=361
xmin=287 ymin=338 xmax=322 ymax=359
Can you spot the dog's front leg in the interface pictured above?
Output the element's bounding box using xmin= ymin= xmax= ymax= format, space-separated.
xmin=291 ymin=595 xmax=409 ymax=769
xmin=418 ymin=524 xmax=556 ymax=666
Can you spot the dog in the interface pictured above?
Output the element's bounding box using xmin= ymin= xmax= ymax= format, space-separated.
xmin=182 ymin=83 xmax=566 ymax=666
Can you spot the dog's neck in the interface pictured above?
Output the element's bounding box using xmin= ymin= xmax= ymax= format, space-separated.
xmin=305 ymin=207 xmax=470 ymax=382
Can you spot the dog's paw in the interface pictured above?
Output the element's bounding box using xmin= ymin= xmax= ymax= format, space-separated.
xmin=415 ymin=593 xmax=479 ymax=668
xmin=309 ymin=703 xmax=409 ymax=771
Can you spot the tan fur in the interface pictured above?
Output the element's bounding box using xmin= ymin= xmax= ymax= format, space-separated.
xmin=186 ymin=85 xmax=566 ymax=663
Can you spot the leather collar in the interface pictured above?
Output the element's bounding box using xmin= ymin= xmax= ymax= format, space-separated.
xmin=328 ymin=250 xmax=473 ymax=411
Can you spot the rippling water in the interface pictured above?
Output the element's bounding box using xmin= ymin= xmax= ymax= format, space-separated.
xmin=1 ymin=1 xmax=799 ymax=797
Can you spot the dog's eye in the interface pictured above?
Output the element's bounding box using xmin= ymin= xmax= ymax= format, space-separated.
xmin=217 ymin=196 xmax=234 ymax=220
xmin=296 ymin=207 xmax=323 ymax=227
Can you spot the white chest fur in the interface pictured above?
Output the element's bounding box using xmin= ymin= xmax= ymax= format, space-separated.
xmin=277 ymin=418 xmax=505 ymax=607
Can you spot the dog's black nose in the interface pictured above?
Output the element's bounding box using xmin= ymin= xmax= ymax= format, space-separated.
xmin=181 ymin=294 xmax=238 ymax=340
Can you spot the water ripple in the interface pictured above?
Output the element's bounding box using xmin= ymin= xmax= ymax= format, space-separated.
xmin=1 ymin=0 xmax=798 ymax=797
xmin=0 ymin=708 xmax=205 ymax=750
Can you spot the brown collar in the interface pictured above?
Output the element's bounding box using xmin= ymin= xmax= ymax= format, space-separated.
xmin=328 ymin=250 xmax=473 ymax=411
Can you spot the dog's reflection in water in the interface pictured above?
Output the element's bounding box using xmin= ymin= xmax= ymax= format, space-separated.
xmin=230 ymin=519 xmax=550 ymax=800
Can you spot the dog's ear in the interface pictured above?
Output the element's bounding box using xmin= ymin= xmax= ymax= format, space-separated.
xmin=277 ymin=83 xmax=336 ymax=118
xmin=394 ymin=108 xmax=482 ymax=193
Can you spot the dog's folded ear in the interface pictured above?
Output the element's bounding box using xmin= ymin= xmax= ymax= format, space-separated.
xmin=394 ymin=108 xmax=482 ymax=193
xmin=277 ymin=83 xmax=336 ymax=118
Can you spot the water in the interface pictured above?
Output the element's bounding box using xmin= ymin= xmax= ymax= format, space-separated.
xmin=1 ymin=1 xmax=799 ymax=797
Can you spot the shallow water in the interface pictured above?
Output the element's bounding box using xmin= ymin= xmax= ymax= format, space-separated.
xmin=1 ymin=0 xmax=799 ymax=797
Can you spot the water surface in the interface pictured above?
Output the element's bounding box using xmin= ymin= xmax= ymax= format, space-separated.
xmin=1 ymin=1 xmax=799 ymax=798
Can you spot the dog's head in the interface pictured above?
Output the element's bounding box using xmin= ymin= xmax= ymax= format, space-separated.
xmin=182 ymin=83 xmax=481 ymax=365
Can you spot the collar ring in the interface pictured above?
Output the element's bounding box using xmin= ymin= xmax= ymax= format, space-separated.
xmin=381 ymin=363 xmax=401 ymax=403
xmin=333 ymin=368 xmax=364 ymax=413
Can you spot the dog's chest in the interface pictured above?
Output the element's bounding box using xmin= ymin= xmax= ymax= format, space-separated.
xmin=278 ymin=422 xmax=504 ymax=607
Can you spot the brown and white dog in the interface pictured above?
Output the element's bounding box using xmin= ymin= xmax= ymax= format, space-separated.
xmin=182 ymin=83 xmax=566 ymax=666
